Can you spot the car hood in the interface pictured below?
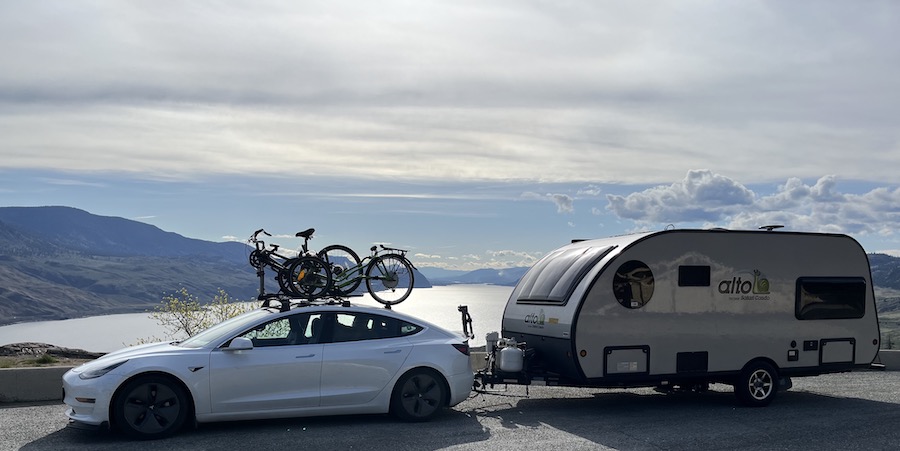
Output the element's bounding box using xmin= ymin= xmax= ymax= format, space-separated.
xmin=70 ymin=341 xmax=184 ymax=373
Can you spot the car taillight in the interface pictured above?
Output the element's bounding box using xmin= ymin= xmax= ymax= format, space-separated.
xmin=452 ymin=343 xmax=470 ymax=356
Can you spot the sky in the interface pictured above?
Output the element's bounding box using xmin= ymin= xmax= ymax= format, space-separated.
xmin=1 ymin=1 xmax=899 ymax=271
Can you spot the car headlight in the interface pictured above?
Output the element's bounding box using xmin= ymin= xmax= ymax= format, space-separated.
xmin=78 ymin=360 xmax=129 ymax=380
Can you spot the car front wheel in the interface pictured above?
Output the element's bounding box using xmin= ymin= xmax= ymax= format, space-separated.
xmin=391 ymin=369 xmax=447 ymax=422
xmin=112 ymin=375 xmax=190 ymax=439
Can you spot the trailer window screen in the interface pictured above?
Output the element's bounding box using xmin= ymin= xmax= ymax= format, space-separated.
xmin=795 ymin=277 xmax=866 ymax=320
xmin=678 ymin=265 xmax=711 ymax=287
xmin=515 ymin=245 xmax=614 ymax=305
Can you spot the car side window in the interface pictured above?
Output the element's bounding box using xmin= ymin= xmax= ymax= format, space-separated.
xmin=303 ymin=313 xmax=324 ymax=344
xmin=325 ymin=313 xmax=421 ymax=343
xmin=237 ymin=313 xmax=323 ymax=347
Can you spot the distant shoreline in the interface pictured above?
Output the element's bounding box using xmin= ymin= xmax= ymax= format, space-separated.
xmin=0 ymin=305 xmax=156 ymax=328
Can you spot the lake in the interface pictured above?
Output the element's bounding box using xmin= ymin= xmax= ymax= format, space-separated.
xmin=0 ymin=284 xmax=512 ymax=352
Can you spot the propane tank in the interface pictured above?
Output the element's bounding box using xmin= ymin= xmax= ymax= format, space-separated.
xmin=498 ymin=338 xmax=524 ymax=373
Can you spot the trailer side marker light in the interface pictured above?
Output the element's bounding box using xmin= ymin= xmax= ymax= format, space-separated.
xmin=580 ymin=350 xmax=587 ymax=357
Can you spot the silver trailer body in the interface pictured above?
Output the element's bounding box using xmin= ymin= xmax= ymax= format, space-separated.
xmin=495 ymin=229 xmax=880 ymax=404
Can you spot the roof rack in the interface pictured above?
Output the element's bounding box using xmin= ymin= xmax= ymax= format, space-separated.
xmin=260 ymin=295 xmax=352 ymax=311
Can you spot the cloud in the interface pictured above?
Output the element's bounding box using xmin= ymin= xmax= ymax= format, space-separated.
xmin=37 ymin=178 xmax=107 ymax=188
xmin=1 ymin=2 xmax=899 ymax=184
xmin=605 ymin=170 xmax=900 ymax=239
xmin=414 ymin=253 xmax=442 ymax=260
xmin=483 ymin=249 xmax=543 ymax=268
xmin=577 ymin=185 xmax=603 ymax=197
xmin=522 ymin=192 xmax=574 ymax=213
xmin=606 ymin=169 xmax=755 ymax=222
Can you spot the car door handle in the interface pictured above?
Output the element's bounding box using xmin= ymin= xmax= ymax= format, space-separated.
xmin=295 ymin=354 xmax=316 ymax=359
xmin=384 ymin=349 xmax=402 ymax=354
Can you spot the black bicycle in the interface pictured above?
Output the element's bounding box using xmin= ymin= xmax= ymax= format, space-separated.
xmin=248 ymin=229 xmax=332 ymax=300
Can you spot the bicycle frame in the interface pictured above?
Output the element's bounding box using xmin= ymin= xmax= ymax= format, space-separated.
xmin=329 ymin=246 xmax=395 ymax=291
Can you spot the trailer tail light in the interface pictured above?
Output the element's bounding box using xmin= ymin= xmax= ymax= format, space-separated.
xmin=452 ymin=343 xmax=470 ymax=356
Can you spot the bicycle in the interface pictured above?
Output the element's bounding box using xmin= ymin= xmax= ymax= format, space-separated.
xmin=312 ymin=244 xmax=416 ymax=306
xmin=248 ymin=228 xmax=332 ymax=300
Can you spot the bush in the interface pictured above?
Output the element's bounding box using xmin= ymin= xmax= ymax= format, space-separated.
xmin=141 ymin=288 xmax=253 ymax=343
xmin=29 ymin=353 xmax=58 ymax=365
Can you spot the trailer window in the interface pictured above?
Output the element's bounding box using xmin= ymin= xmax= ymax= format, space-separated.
xmin=613 ymin=261 xmax=655 ymax=309
xmin=795 ymin=277 xmax=866 ymax=320
xmin=515 ymin=246 xmax=614 ymax=305
xmin=678 ymin=265 xmax=710 ymax=287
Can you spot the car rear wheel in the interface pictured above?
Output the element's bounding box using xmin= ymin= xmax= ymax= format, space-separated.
xmin=391 ymin=369 xmax=447 ymax=422
xmin=113 ymin=375 xmax=190 ymax=439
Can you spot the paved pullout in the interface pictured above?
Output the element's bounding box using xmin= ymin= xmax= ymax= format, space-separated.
xmin=3 ymin=372 xmax=900 ymax=451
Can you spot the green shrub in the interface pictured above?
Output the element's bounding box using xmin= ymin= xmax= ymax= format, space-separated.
xmin=138 ymin=288 xmax=253 ymax=343
xmin=29 ymin=353 xmax=58 ymax=365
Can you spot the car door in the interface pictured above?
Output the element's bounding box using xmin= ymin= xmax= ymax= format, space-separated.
xmin=209 ymin=312 xmax=324 ymax=413
xmin=319 ymin=312 xmax=415 ymax=406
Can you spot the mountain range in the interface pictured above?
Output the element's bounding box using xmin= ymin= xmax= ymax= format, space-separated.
xmin=424 ymin=267 xmax=529 ymax=286
xmin=0 ymin=206 xmax=442 ymax=326
xmin=0 ymin=206 xmax=263 ymax=325
xmin=2 ymin=206 xmax=900 ymax=326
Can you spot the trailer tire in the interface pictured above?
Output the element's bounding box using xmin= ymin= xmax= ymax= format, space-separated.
xmin=735 ymin=361 xmax=778 ymax=407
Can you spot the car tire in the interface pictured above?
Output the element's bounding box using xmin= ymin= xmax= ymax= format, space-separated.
xmin=390 ymin=368 xmax=447 ymax=422
xmin=734 ymin=361 xmax=778 ymax=407
xmin=112 ymin=374 xmax=190 ymax=439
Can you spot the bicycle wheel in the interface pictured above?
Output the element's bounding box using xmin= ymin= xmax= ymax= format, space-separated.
xmin=317 ymin=245 xmax=363 ymax=297
xmin=365 ymin=253 xmax=414 ymax=305
xmin=276 ymin=259 xmax=297 ymax=295
xmin=286 ymin=256 xmax=333 ymax=300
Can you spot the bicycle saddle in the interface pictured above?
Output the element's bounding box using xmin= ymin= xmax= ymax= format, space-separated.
xmin=296 ymin=228 xmax=315 ymax=239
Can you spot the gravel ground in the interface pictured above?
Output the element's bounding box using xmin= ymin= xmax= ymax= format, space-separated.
xmin=3 ymin=371 xmax=900 ymax=451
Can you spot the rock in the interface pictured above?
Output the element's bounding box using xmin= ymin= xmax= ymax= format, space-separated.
xmin=0 ymin=342 xmax=104 ymax=359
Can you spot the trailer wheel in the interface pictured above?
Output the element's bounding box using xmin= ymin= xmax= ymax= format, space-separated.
xmin=735 ymin=361 xmax=778 ymax=407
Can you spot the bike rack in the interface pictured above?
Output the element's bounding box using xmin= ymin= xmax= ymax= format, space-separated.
xmin=458 ymin=305 xmax=474 ymax=339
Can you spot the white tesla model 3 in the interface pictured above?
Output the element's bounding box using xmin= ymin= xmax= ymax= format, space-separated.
xmin=63 ymin=302 xmax=473 ymax=439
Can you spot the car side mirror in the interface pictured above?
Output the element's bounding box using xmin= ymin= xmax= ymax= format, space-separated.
xmin=226 ymin=337 xmax=253 ymax=351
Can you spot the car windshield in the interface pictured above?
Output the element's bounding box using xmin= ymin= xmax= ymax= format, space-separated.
xmin=176 ymin=309 xmax=273 ymax=348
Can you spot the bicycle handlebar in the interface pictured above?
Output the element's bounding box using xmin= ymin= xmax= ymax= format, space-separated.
xmin=250 ymin=228 xmax=272 ymax=242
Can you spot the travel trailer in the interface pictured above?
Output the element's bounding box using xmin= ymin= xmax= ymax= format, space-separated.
xmin=476 ymin=228 xmax=881 ymax=406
